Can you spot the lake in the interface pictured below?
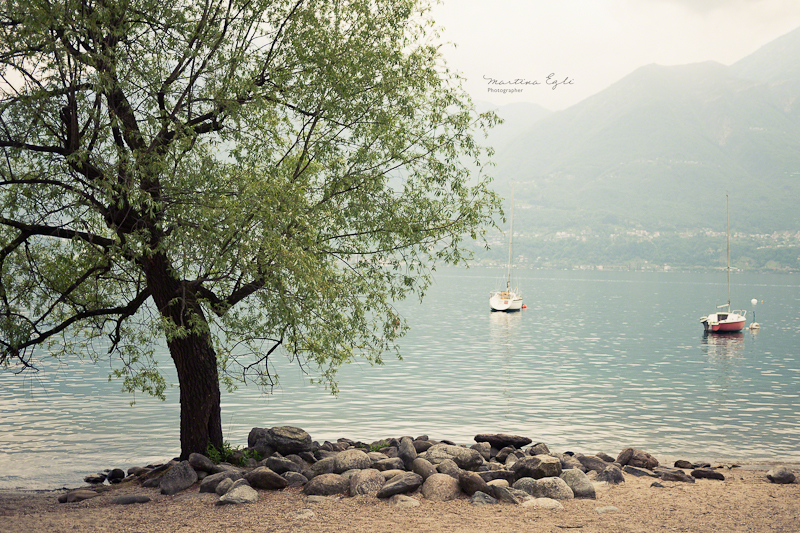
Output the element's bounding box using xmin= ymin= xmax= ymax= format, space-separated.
xmin=1 ymin=268 xmax=798 ymax=490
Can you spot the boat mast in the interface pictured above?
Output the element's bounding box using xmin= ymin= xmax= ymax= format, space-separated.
xmin=507 ymin=185 xmax=514 ymax=291
xmin=726 ymin=194 xmax=731 ymax=313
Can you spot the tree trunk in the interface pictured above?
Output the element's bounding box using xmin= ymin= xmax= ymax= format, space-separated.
xmin=144 ymin=252 xmax=224 ymax=459
xmin=168 ymin=326 xmax=224 ymax=459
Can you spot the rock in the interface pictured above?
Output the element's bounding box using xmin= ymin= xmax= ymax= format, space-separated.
xmin=436 ymin=459 xmax=462 ymax=479
xmin=510 ymin=455 xmax=562 ymax=481
xmin=60 ymin=490 xmax=100 ymax=503
xmin=470 ymin=442 xmax=492 ymax=461
xmin=469 ymin=491 xmax=499 ymax=505
xmin=388 ymin=494 xmax=420 ymax=508
xmin=766 ymin=466 xmax=796 ymax=484
xmin=596 ymin=505 xmax=620 ymax=514
xmin=244 ymin=466 xmax=288 ymax=490
xmin=513 ymin=476 xmax=574 ymax=500
xmin=333 ymin=449 xmax=372 ymax=474
xmin=350 ymin=468 xmax=385 ymax=495
xmin=616 ymin=447 xmax=658 ymax=469
xmin=283 ymin=471 xmax=309 ymax=487
xmin=495 ymin=446 xmax=516 ymax=464
xmin=674 ymin=459 xmax=694 ymax=469
xmin=398 ymin=436 xmax=417 ymax=468
xmin=522 ymin=497 xmax=564 ymax=510
xmin=596 ymin=452 xmax=616 ymax=463
xmin=260 ymin=456 xmax=302 ymax=475
xmin=459 ymin=470 xmax=492 ymax=496
xmin=623 ymin=465 xmax=658 ymax=478
xmin=249 ymin=426 xmax=314 ymax=455
xmin=199 ymin=470 xmax=243 ymax=493
xmin=422 ymin=444 xmax=483 ymax=470
xmin=373 ymin=457 xmax=406 ymax=472
xmin=410 ymin=457 xmax=437 ymax=480
xmin=113 ymin=495 xmax=151 ymax=505
xmin=188 ymin=453 xmax=216 ymax=473
xmin=692 ymin=468 xmax=725 ymax=481
xmin=560 ymin=468 xmax=596 ymax=499
xmin=159 ymin=461 xmax=198 ymax=495
xmin=376 ymin=472 xmax=423 ymax=498
xmin=217 ymin=483 xmax=258 ymax=505
xmin=490 ymin=485 xmax=527 ymax=504
xmin=528 ymin=443 xmax=550 ymax=456
xmin=215 ymin=477 xmax=235 ymax=496
xmin=659 ymin=469 xmax=695 ymax=483
xmin=107 ymin=468 xmax=125 ymax=484
xmin=308 ymin=456 xmax=337 ymax=477
xmin=303 ymin=473 xmax=349 ymax=496
xmin=554 ymin=453 xmax=584 ymax=471
xmin=367 ymin=452 xmax=389 ymax=464
xmin=477 ymin=469 xmax=516 ymax=484
xmin=127 ymin=466 xmax=150 ymax=477
xmin=577 ymin=454 xmax=614 ymax=473
xmin=413 ymin=440 xmax=435 ymax=453
xmin=381 ymin=469 xmax=405 ymax=480
xmin=421 ymin=473 xmax=461 ymax=501
xmin=474 ymin=434 xmax=532 ymax=450
xmin=83 ymin=473 xmax=106 ymax=484
xmin=596 ymin=465 xmax=625 ymax=484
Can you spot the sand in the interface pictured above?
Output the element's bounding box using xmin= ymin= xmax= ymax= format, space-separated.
xmin=2 ymin=464 xmax=798 ymax=532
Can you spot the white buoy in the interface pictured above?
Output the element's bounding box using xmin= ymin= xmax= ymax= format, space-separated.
xmin=749 ymin=298 xmax=760 ymax=330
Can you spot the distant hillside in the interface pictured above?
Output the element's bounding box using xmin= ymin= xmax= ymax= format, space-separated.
xmin=485 ymin=26 xmax=800 ymax=235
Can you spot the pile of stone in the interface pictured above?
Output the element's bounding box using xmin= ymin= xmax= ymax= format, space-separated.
xmin=61 ymin=426 xmax=798 ymax=506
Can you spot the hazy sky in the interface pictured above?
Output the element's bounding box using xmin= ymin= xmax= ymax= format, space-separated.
xmin=431 ymin=0 xmax=800 ymax=110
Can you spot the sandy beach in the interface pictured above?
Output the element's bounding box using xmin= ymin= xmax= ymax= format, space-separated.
xmin=2 ymin=463 xmax=798 ymax=533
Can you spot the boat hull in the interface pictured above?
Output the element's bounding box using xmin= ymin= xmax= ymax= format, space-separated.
xmin=490 ymin=291 xmax=523 ymax=312
xmin=700 ymin=312 xmax=746 ymax=333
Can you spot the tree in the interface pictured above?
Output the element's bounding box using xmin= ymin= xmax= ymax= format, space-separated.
xmin=0 ymin=0 xmax=499 ymax=458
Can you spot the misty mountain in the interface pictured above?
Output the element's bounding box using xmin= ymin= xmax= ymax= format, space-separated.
xmin=486 ymin=26 xmax=800 ymax=234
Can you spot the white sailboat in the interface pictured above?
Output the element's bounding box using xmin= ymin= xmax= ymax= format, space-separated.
xmin=700 ymin=195 xmax=746 ymax=333
xmin=490 ymin=187 xmax=523 ymax=312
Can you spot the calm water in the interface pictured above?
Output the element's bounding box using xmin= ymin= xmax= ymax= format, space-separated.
xmin=1 ymin=268 xmax=799 ymax=489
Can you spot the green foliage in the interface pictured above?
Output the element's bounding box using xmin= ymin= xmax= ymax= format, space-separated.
xmin=205 ymin=441 xmax=235 ymax=464
xmin=0 ymin=0 xmax=499 ymax=399
xmin=369 ymin=440 xmax=390 ymax=452
xmin=206 ymin=441 xmax=263 ymax=466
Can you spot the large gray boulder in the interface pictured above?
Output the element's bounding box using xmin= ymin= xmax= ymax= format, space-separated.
xmin=459 ymin=470 xmax=492 ymax=496
xmin=474 ymin=434 xmax=532 ymax=450
xmin=249 ymin=426 xmax=314 ymax=455
xmin=560 ymin=469 xmax=596 ymax=499
xmin=188 ymin=453 xmax=216 ymax=473
xmin=766 ymin=466 xmax=796 ymax=484
xmin=217 ymin=481 xmax=258 ymax=505
xmin=510 ymin=455 xmax=562 ymax=481
xmin=159 ymin=461 xmax=198 ymax=495
xmin=199 ymin=470 xmax=244 ymax=493
xmin=436 ymin=459 xmax=462 ymax=479
xmin=410 ymin=457 xmax=437 ymax=480
xmin=421 ymin=444 xmax=483 ymax=470
xmin=244 ymin=466 xmax=289 ymax=490
xmin=260 ymin=456 xmax=302 ymax=475
xmin=334 ymin=449 xmax=372 ymax=474
xmin=376 ymin=472 xmax=423 ymax=498
xmin=350 ymin=468 xmax=386 ymax=495
xmin=616 ymin=447 xmax=658 ymax=469
xmin=513 ymin=477 xmax=574 ymax=500
xmin=421 ymin=473 xmax=462 ymax=501
xmin=303 ymin=473 xmax=349 ymax=496
xmin=398 ymin=437 xmax=418 ymax=469
xmin=597 ymin=464 xmax=625 ymax=484
xmin=576 ymin=454 xmax=610 ymax=473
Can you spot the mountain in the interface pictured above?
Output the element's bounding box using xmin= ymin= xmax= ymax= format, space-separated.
xmin=486 ymin=27 xmax=800 ymax=235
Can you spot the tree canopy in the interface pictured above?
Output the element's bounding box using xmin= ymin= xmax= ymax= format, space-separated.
xmin=0 ymin=0 xmax=499 ymax=456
